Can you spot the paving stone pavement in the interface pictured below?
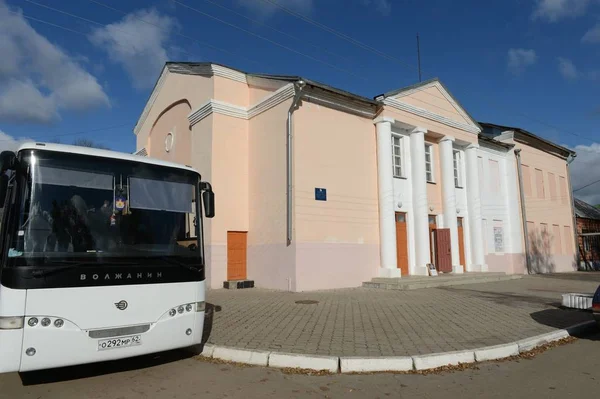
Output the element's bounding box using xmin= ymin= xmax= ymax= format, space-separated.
xmin=202 ymin=274 xmax=598 ymax=357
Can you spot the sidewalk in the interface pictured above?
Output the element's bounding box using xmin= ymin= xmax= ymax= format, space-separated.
xmin=202 ymin=274 xmax=598 ymax=357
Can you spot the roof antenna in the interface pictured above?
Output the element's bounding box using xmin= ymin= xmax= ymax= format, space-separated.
xmin=417 ymin=33 xmax=422 ymax=82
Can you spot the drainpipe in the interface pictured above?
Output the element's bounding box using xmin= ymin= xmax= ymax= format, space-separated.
xmin=566 ymin=153 xmax=578 ymax=268
xmin=287 ymin=80 xmax=306 ymax=247
xmin=514 ymin=148 xmax=532 ymax=274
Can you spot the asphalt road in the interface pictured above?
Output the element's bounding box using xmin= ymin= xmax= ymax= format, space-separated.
xmin=2 ymin=331 xmax=600 ymax=399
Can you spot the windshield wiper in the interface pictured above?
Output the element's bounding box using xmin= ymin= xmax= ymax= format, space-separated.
xmin=158 ymin=256 xmax=201 ymax=272
xmin=31 ymin=260 xmax=137 ymax=278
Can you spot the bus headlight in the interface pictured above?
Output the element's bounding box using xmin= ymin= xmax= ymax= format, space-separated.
xmin=169 ymin=309 xmax=176 ymax=317
xmin=195 ymin=301 xmax=205 ymax=312
xmin=54 ymin=319 xmax=64 ymax=328
xmin=185 ymin=304 xmax=192 ymax=312
xmin=28 ymin=317 xmax=38 ymax=327
xmin=41 ymin=318 xmax=51 ymax=327
xmin=177 ymin=306 xmax=184 ymax=314
xmin=0 ymin=316 xmax=24 ymax=329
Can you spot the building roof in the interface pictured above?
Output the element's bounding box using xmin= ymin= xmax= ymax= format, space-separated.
xmin=165 ymin=61 xmax=379 ymax=106
xmin=575 ymin=198 xmax=600 ymax=220
xmin=479 ymin=122 xmax=576 ymax=159
xmin=374 ymin=77 xmax=483 ymax=132
xmin=477 ymin=134 xmax=514 ymax=150
xmin=16 ymin=142 xmax=197 ymax=174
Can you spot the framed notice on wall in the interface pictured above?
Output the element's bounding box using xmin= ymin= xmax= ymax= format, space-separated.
xmin=494 ymin=226 xmax=504 ymax=253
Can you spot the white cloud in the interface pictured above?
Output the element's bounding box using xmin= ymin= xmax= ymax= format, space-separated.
xmin=507 ymin=48 xmax=537 ymax=75
xmin=0 ymin=130 xmax=29 ymax=152
xmin=237 ymin=0 xmax=314 ymax=17
xmin=0 ymin=1 xmax=109 ymax=124
xmin=89 ymin=8 xmax=178 ymax=89
xmin=570 ymin=143 xmax=600 ymax=205
xmin=557 ymin=57 xmax=580 ymax=80
xmin=362 ymin=0 xmax=392 ymax=16
xmin=532 ymin=0 xmax=591 ymax=22
xmin=582 ymin=23 xmax=600 ymax=43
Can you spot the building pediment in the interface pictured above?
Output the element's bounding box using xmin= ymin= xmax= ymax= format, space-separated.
xmin=376 ymin=79 xmax=481 ymax=134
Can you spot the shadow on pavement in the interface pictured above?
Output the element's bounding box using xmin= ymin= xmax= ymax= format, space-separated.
xmin=529 ymin=308 xmax=597 ymax=338
xmin=442 ymin=287 xmax=562 ymax=308
xmin=19 ymin=302 xmax=223 ymax=386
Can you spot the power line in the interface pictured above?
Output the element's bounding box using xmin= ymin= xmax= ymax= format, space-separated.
xmin=19 ymin=12 xmax=89 ymax=36
xmin=256 ymin=0 xmax=420 ymax=74
xmin=192 ymin=0 xmax=353 ymax=64
xmin=170 ymin=0 xmax=366 ymax=80
xmin=85 ymin=0 xmax=260 ymax=66
xmin=574 ymin=178 xmax=600 ymax=193
xmin=256 ymin=0 xmax=599 ymax=145
xmin=25 ymin=0 xmax=599 ymax=145
xmin=23 ymin=0 xmax=252 ymax=64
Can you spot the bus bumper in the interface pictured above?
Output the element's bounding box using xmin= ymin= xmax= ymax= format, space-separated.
xmin=18 ymin=311 xmax=205 ymax=372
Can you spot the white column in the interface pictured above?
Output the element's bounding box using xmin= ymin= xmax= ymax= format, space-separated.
xmin=410 ymin=127 xmax=431 ymax=274
xmin=374 ymin=117 xmax=400 ymax=277
xmin=465 ymin=143 xmax=486 ymax=271
xmin=439 ymin=136 xmax=462 ymax=273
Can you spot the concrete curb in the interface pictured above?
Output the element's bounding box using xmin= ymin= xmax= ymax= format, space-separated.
xmin=474 ymin=343 xmax=519 ymax=362
xmin=269 ymin=352 xmax=339 ymax=373
xmin=200 ymin=320 xmax=597 ymax=374
xmin=212 ymin=347 xmax=270 ymax=366
xmin=412 ymin=350 xmax=475 ymax=371
xmin=340 ymin=356 xmax=413 ymax=373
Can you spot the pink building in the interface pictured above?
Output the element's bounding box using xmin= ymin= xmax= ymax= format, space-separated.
xmin=134 ymin=62 xmax=577 ymax=291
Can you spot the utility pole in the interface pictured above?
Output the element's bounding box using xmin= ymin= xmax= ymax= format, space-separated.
xmin=417 ymin=33 xmax=422 ymax=82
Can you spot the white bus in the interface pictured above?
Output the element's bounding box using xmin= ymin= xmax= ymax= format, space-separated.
xmin=0 ymin=142 xmax=214 ymax=373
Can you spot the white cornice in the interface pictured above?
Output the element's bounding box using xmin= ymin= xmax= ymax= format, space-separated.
xmin=211 ymin=65 xmax=247 ymax=83
xmin=187 ymin=82 xmax=377 ymax=126
xmin=383 ymin=97 xmax=480 ymax=134
xmin=134 ymin=65 xmax=168 ymax=136
xmin=188 ymin=84 xmax=296 ymax=126
xmin=188 ymin=100 xmax=247 ymax=125
xmin=247 ymin=84 xmax=295 ymax=118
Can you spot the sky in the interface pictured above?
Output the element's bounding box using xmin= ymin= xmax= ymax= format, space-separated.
xmin=0 ymin=0 xmax=599 ymax=203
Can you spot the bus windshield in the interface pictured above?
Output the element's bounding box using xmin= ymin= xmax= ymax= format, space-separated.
xmin=7 ymin=150 xmax=201 ymax=267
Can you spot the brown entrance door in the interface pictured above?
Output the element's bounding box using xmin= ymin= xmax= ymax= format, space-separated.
xmin=395 ymin=212 xmax=409 ymax=276
xmin=434 ymin=228 xmax=452 ymax=273
xmin=457 ymin=217 xmax=466 ymax=271
xmin=428 ymin=215 xmax=437 ymax=266
xmin=227 ymin=231 xmax=247 ymax=280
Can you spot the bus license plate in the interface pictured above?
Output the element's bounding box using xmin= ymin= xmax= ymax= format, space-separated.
xmin=98 ymin=335 xmax=142 ymax=351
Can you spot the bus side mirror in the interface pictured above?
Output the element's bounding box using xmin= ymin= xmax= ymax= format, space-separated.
xmin=202 ymin=190 xmax=214 ymax=218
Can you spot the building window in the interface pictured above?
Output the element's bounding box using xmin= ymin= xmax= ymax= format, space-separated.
xmin=391 ymin=135 xmax=403 ymax=178
xmin=425 ymin=143 xmax=434 ymax=182
xmin=453 ymin=150 xmax=462 ymax=188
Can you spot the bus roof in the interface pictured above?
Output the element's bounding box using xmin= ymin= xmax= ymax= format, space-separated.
xmin=15 ymin=142 xmax=199 ymax=175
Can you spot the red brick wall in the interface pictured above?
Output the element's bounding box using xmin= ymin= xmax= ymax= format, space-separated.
xmin=577 ymin=217 xmax=600 ymax=262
